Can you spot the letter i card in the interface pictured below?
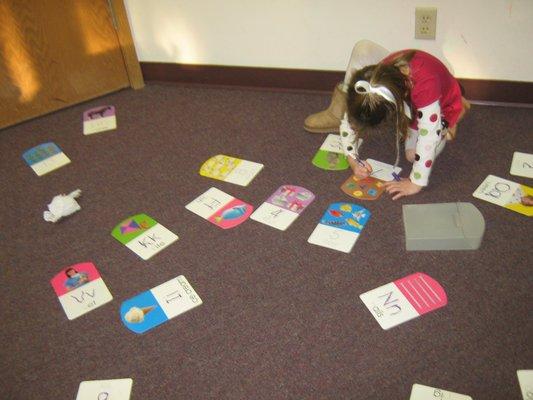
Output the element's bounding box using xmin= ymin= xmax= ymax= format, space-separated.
xmin=111 ymin=213 xmax=178 ymax=260
xmin=359 ymin=272 xmax=447 ymax=330
xmin=50 ymin=262 xmax=113 ymax=320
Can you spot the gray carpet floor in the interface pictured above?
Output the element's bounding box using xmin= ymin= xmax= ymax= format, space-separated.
xmin=0 ymin=83 xmax=532 ymax=399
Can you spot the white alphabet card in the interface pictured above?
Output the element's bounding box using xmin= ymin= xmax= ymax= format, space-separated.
xmin=307 ymin=202 xmax=370 ymax=253
xmin=359 ymin=272 xmax=447 ymax=330
xmin=186 ymin=187 xmax=253 ymax=229
xmin=473 ymin=175 xmax=533 ymax=217
xmin=199 ymin=154 xmax=263 ymax=186
xmin=111 ymin=213 xmax=178 ymax=260
xmin=410 ymin=384 xmax=472 ymax=400
xmin=76 ymin=378 xmax=132 ymax=400
xmin=518 ymin=370 xmax=533 ymax=400
xmin=510 ymin=151 xmax=533 ymax=178
xmin=50 ymin=262 xmax=113 ymax=320
xmin=120 ymin=276 xmax=202 ymax=334
xmin=251 ymin=185 xmax=315 ymax=231
xmin=22 ymin=142 xmax=71 ymax=176
xmin=83 ymin=105 xmax=117 ymax=135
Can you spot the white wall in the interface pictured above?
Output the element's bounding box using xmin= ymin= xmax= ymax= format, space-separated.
xmin=124 ymin=0 xmax=533 ymax=81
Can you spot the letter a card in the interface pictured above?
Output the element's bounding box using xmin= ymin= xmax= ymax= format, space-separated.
xmin=185 ymin=187 xmax=253 ymax=229
xmin=111 ymin=213 xmax=178 ymax=260
xmin=120 ymin=276 xmax=202 ymax=334
xmin=50 ymin=262 xmax=113 ymax=320
xmin=409 ymin=384 xmax=472 ymax=400
xmin=359 ymin=272 xmax=447 ymax=330
xmin=251 ymin=185 xmax=315 ymax=230
xmin=307 ymin=202 xmax=370 ymax=253
xmin=473 ymin=175 xmax=533 ymax=216
xmin=200 ymin=154 xmax=263 ymax=186
xmin=76 ymin=378 xmax=132 ymax=400
xmin=22 ymin=142 xmax=71 ymax=176
xmin=83 ymin=105 xmax=117 ymax=135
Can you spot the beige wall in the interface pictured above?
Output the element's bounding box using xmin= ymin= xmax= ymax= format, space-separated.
xmin=125 ymin=0 xmax=533 ymax=81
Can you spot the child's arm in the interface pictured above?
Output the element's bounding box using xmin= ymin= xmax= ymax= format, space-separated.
xmin=339 ymin=113 xmax=359 ymax=158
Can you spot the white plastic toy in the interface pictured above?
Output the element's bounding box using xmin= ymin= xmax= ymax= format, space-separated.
xmin=43 ymin=189 xmax=82 ymax=223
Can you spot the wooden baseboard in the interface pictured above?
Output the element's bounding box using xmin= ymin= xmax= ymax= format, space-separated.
xmin=141 ymin=62 xmax=533 ymax=104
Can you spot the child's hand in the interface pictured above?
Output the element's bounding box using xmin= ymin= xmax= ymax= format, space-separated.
xmin=348 ymin=156 xmax=373 ymax=179
xmin=383 ymin=178 xmax=422 ymax=200
xmin=405 ymin=149 xmax=416 ymax=163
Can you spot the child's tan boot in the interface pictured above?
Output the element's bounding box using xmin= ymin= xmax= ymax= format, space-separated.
xmin=304 ymin=83 xmax=347 ymax=133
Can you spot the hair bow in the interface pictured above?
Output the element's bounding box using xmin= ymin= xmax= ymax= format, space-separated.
xmin=354 ymin=80 xmax=411 ymax=118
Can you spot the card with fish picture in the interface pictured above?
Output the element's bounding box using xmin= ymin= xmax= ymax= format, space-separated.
xmin=409 ymin=384 xmax=472 ymax=400
xmin=120 ymin=275 xmax=202 ymax=334
xmin=517 ymin=370 xmax=533 ymax=400
xmin=83 ymin=105 xmax=117 ymax=135
xmin=111 ymin=213 xmax=179 ymax=260
xmin=200 ymin=154 xmax=263 ymax=186
xmin=366 ymin=158 xmax=402 ymax=182
xmin=250 ymin=185 xmax=315 ymax=230
xmin=50 ymin=262 xmax=113 ymax=320
xmin=76 ymin=378 xmax=133 ymax=400
xmin=341 ymin=175 xmax=385 ymax=200
xmin=510 ymin=151 xmax=533 ymax=179
xmin=360 ymin=272 xmax=448 ymax=330
xmin=22 ymin=142 xmax=71 ymax=176
xmin=307 ymin=202 xmax=370 ymax=253
xmin=186 ymin=187 xmax=253 ymax=229
xmin=473 ymin=175 xmax=533 ymax=217
xmin=312 ymin=134 xmax=362 ymax=171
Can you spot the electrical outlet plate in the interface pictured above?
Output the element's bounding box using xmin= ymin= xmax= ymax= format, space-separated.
xmin=415 ymin=7 xmax=437 ymax=40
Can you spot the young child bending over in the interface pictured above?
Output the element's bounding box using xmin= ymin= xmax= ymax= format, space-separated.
xmin=305 ymin=40 xmax=470 ymax=199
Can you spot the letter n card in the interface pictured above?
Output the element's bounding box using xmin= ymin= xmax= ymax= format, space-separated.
xmin=360 ymin=272 xmax=447 ymax=330
xmin=185 ymin=187 xmax=253 ymax=229
xmin=50 ymin=262 xmax=112 ymax=320
xmin=307 ymin=202 xmax=370 ymax=253
xmin=200 ymin=154 xmax=263 ymax=186
xmin=22 ymin=142 xmax=71 ymax=176
xmin=250 ymin=185 xmax=315 ymax=230
xmin=120 ymin=276 xmax=202 ymax=334
xmin=473 ymin=175 xmax=532 ymax=217
xmin=83 ymin=105 xmax=117 ymax=135
xmin=111 ymin=213 xmax=178 ymax=260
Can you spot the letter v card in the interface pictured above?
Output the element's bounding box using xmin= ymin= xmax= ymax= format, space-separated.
xmin=360 ymin=272 xmax=447 ymax=330
xmin=111 ymin=213 xmax=178 ymax=260
xmin=120 ymin=275 xmax=202 ymax=334
xmin=50 ymin=262 xmax=113 ymax=320
xmin=251 ymin=185 xmax=315 ymax=230
xmin=185 ymin=187 xmax=253 ymax=229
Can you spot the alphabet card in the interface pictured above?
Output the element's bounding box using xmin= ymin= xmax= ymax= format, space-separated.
xmin=111 ymin=213 xmax=178 ymax=260
xmin=76 ymin=378 xmax=132 ymax=400
xmin=341 ymin=176 xmax=385 ymax=200
xmin=307 ymin=202 xmax=370 ymax=253
xmin=409 ymin=384 xmax=472 ymax=400
xmin=359 ymin=272 xmax=447 ymax=330
xmin=22 ymin=142 xmax=71 ymax=176
xmin=50 ymin=262 xmax=113 ymax=320
xmin=250 ymin=185 xmax=315 ymax=230
xmin=473 ymin=175 xmax=533 ymax=217
xmin=366 ymin=158 xmax=402 ymax=181
xmin=120 ymin=275 xmax=202 ymax=334
xmin=199 ymin=154 xmax=263 ymax=186
xmin=83 ymin=105 xmax=117 ymax=135
xmin=185 ymin=187 xmax=253 ymax=229
xmin=510 ymin=151 xmax=533 ymax=178
xmin=312 ymin=134 xmax=362 ymax=171
xmin=517 ymin=370 xmax=533 ymax=400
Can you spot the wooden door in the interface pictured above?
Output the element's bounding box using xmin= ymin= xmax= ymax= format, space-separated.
xmin=0 ymin=0 xmax=143 ymax=129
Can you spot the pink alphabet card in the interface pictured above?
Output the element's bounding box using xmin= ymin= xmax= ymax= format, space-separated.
xmin=83 ymin=105 xmax=117 ymax=135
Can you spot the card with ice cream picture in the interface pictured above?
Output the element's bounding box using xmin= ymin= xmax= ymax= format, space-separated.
xmin=76 ymin=378 xmax=132 ymax=400
xmin=22 ymin=142 xmax=71 ymax=176
xmin=473 ymin=175 xmax=533 ymax=217
xmin=360 ymin=272 xmax=448 ymax=330
xmin=50 ymin=262 xmax=113 ymax=320
xmin=250 ymin=185 xmax=315 ymax=230
xmin=199 ymin=154 xmax=263 ymax=186
xmin=185 ymin=187 xmax=253 ymax=229
xmin=517 ymin=370 xmax=533 ymax=400
xmin=111 ymin=213 xmax=178 ymax=260
xmin=409 ymin=384 xmax=472 ymax=400
xmin=312 ymin=134 xmax=363 ymax=171
xmin=307 ymin=202 xmax=370 ymax=253
xmin=83 ymin=105 xmax=117 ymax=135
xmin=120 ymin=275 xmax=202 ymax=334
